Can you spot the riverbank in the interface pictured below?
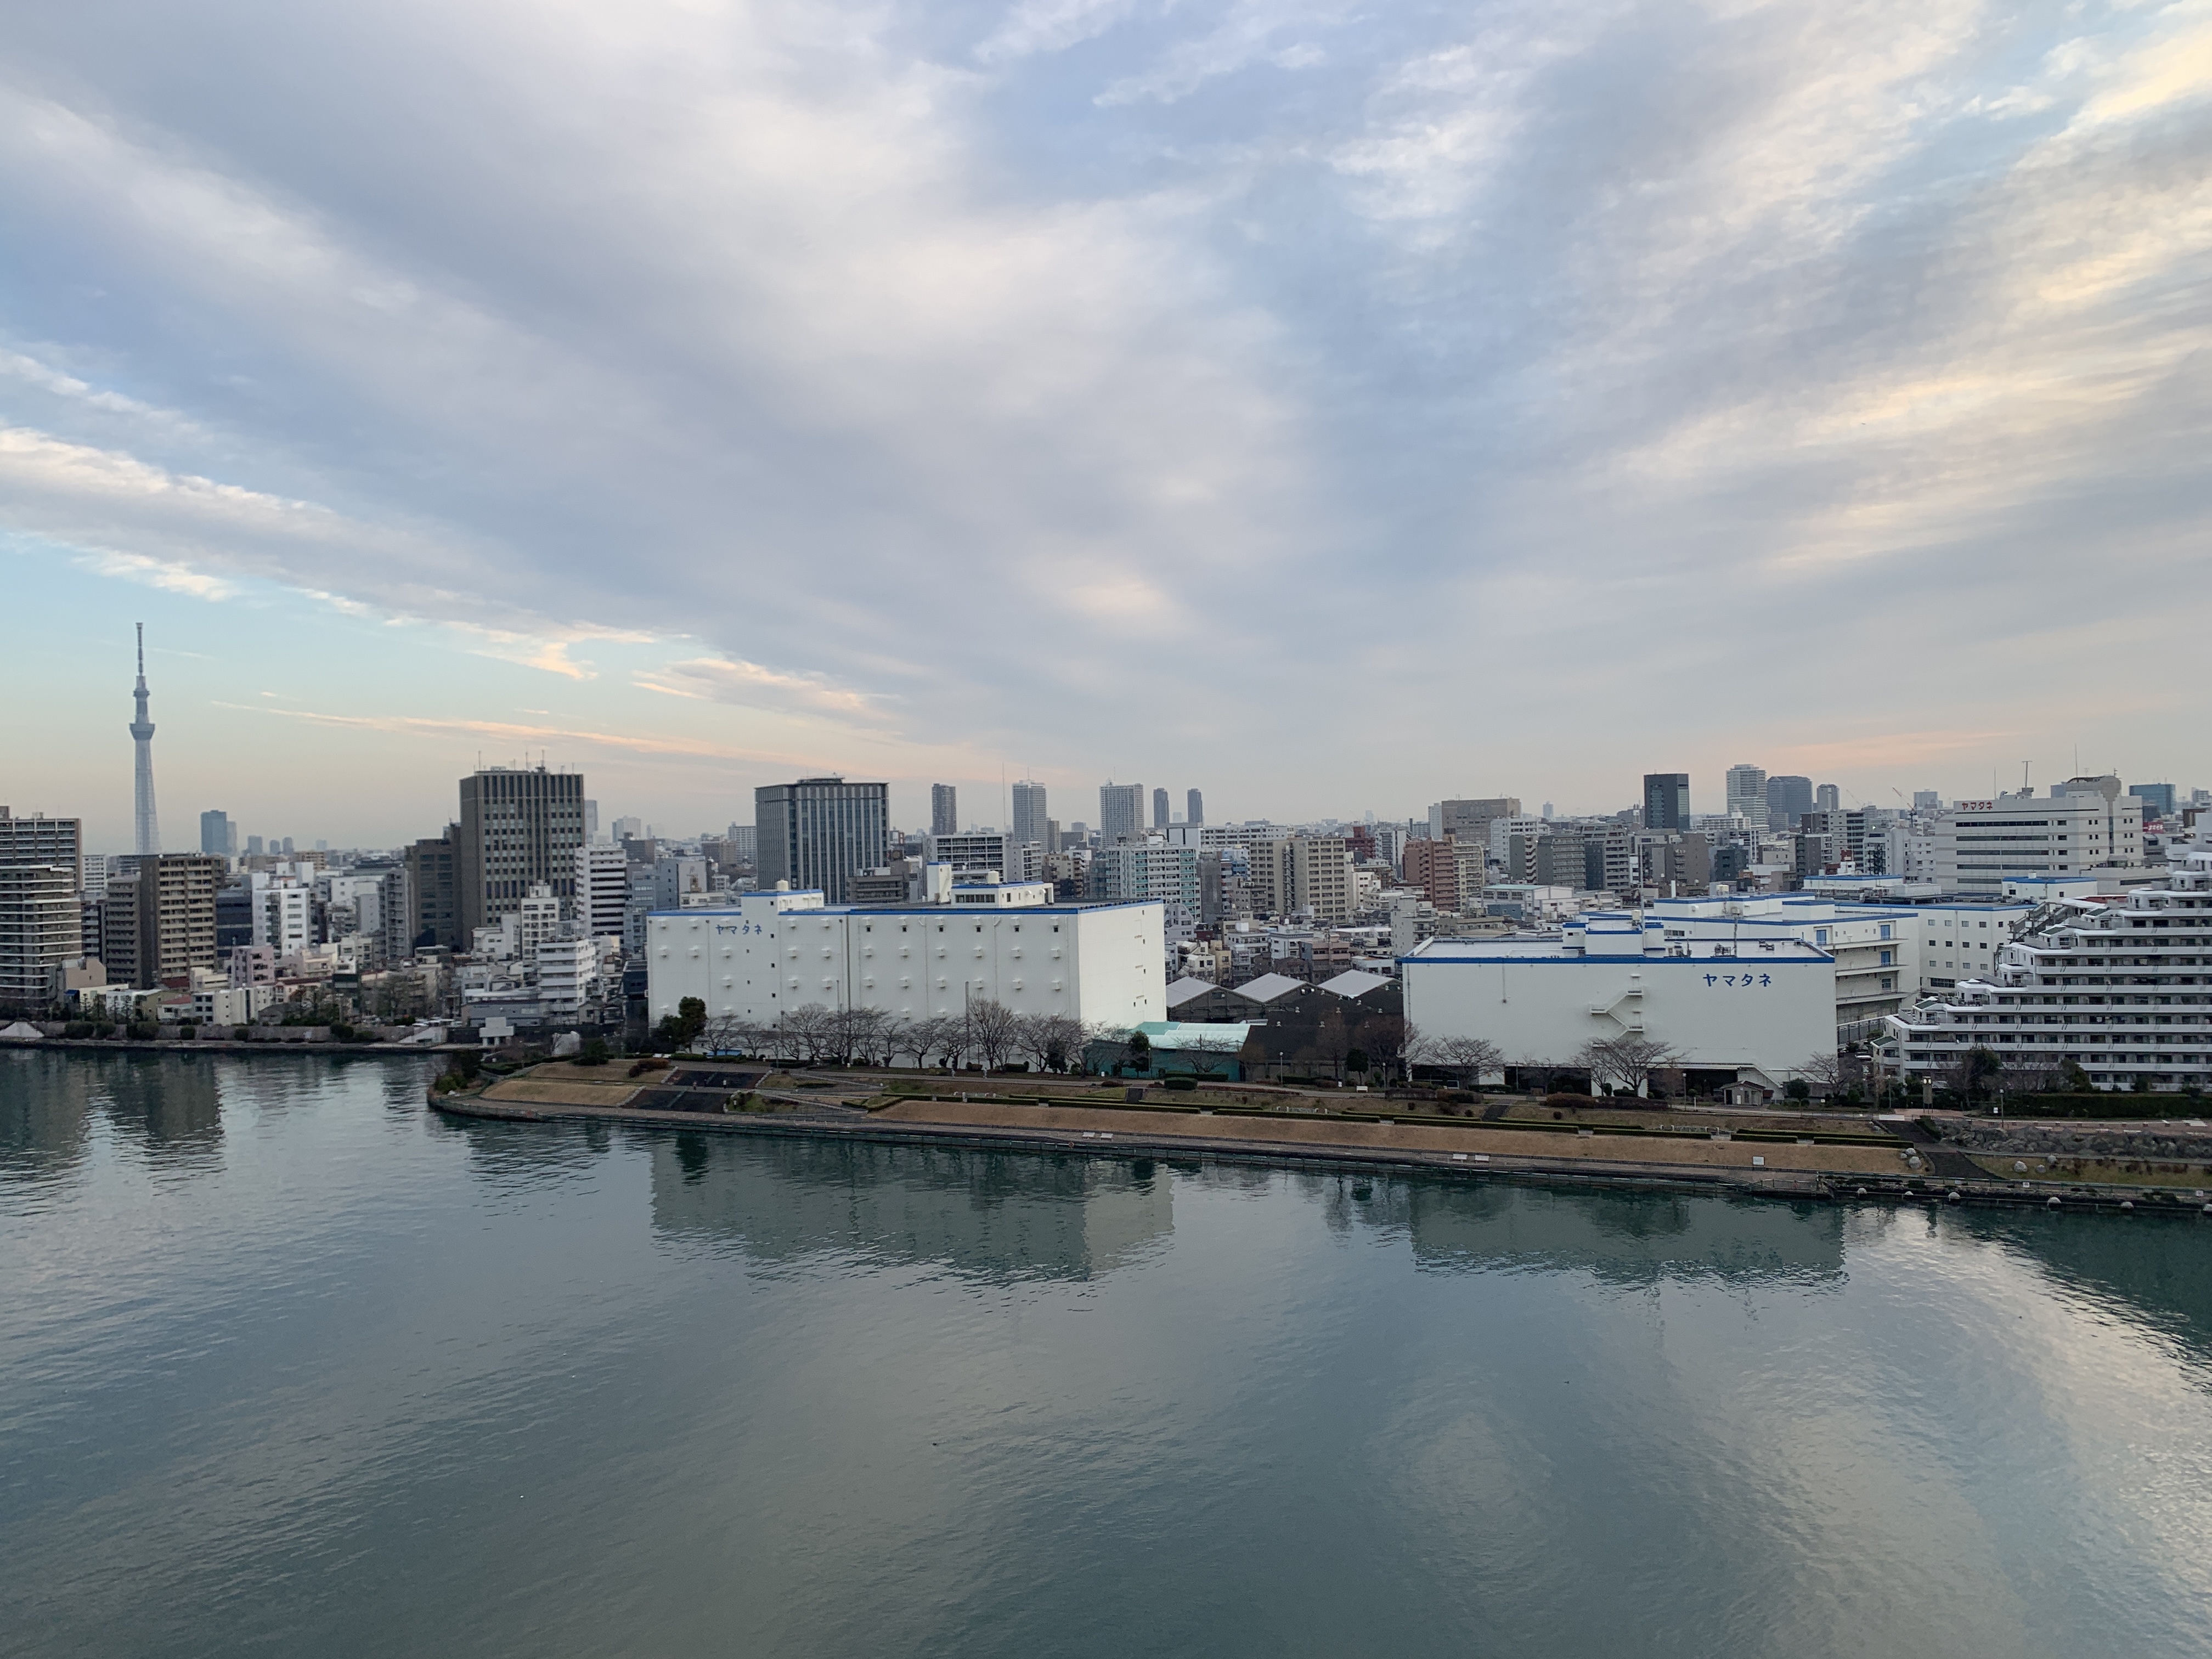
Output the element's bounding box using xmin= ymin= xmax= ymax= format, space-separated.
xmin=430 ymin=1066 xmax=2212 ymax=1217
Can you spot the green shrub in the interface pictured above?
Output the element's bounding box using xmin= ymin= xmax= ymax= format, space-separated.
xmin=64 ymin=1022 xmax=92 ymax=1039
xmin=329 ymin=1023 xmax=356 ymax=1043
xmin=577 ymin=1037 xmax=611 ymax=1067
xmin=1164 ymin=1077 xmax=1198 ymax=1092
xmin=126 ymin=1022 xmax=157 ymax=1042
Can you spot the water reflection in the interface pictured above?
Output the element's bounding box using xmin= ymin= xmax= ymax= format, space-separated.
xmin=0 ymin=1051 xmax=98 ymax=1179
xmin=648 ymin=1133 xmax=1172 ymax=1280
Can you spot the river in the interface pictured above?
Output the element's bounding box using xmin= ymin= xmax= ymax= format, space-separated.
xmin=5 ymin=1049 xmax=2211 ymax=1656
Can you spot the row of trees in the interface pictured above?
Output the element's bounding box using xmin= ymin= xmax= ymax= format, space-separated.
xmin=659 ymin=999 xmax=1104 ymax=1073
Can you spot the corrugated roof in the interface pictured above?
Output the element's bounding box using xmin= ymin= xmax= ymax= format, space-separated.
xmin=1164 ymin=977 xmax=1220 ymax=1007
xmin=1318 ymin=969 xmax=1392 ymax=999
xmin=1232 ymin=972 xmax=1308 ymax=1003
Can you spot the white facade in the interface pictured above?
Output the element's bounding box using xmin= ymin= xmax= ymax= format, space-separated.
xmin=253 ymin=878 xmax=314 ymax=955
xmin=1402 ymin=912 xmax=1835 ymax=1084
xmin=646 ymin=888 xmax=1165 ymax=1032
xmin=503 ymin=884 xmax=563 ymax=958
xmin=0 ymin=864 xmax=78 ymax=1004
xmin=1934 ymin=786 xmax=2142 ymax=894
xmin=535 ymin=937 xmax=597 ymax=1013
xmin=162 ymin=984 xmax=275 ymax=1024
xmin=1724 ymin=765 xmax=1769 ymax=833
xmin=1888 ymin=830 xmax=2212 ymax=1090
xmin=575 ymin=842 xmax=630 ymax=939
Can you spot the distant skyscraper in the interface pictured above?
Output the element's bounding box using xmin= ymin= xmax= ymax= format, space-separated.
xmin=1011 ymin=780 xmax=1047 ymax=848
xmin=613 ymin=815 xmax=643 ymax=843
xmin=1815 ymin=783 xmax=1841 ymax=812
xmin=584 ymin=799 xmax=600 ymax=842
xmin=930 ymin=783 xmax=959 ymax=837
xmin=1153 ymin=787 xmax=1170 ymax=830
xmin=1099 ymin=783 xmax=1145 ymax=844
xmin=1765 ymin=775 xmax=1814 ymax=832
xmin=199 ymin=810 xmax=236 ymax=858
xmin=756 ymin=777 xmax=889 ymax=904
xmin=129 ymin=624 xmax=159 ymax=856
xmin=1186 ymin=788 xmax=1204 ymax=826
xmin=1724 ymin=765 xmax=1768 ymax=832
xmin=1911 ymin=791 xmax=1940 ymax=810
xmin=1642 ymin=774 xmax=1691 ymax=832
xmin=246 ymin=835 xmax=265 ymax=856
xmin=454 ymin=766 xmax=586 ymax=944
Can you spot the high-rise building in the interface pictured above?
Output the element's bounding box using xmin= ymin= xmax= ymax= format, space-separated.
xmin=0 ymin=810 xmax=83 ymax=892
xmin=584 ymin=799 xmax=600 ymax=842
xmin=1187 ymin=788 xmax=1204 ymax=826
xmin=402 ymin=832 xmax=459 ymax=951
xmin=1641 ymin=774 xmax=1690 ymax=832
xmin=199 ymin=810 xmax=237 ymax=858
xmin=1099 ymin=782 xmax=1145 ymax=845
xmin=246 ymin=836 xmax=265 ymax=856
xmin=454 ymin=768 xmax=586 ymax=944
xmin=1934 ymin=782 xmax=2143 ymax=894
xmin=128 ymin=624 xmax=160 ymax=856
xmin=0 ymin=864 xmax=79 ymax=1006
xmin=755 ymin=778 xmax=889 ymax=904
xmin=2133 ymin=783 xmax=2177 ymax=820
xmin=1011 ymin=781 xmax=1048 ymax=849
xmin=1912 ymin=791 xmax=1941 ymax=811
xmin=1815 ymin=783 xmax=1841 ymax=812
xmin=1724 ymin=765 xmax=1768 ymax=831
xmin=1765 ymin=775 xmax=1814 ymax=832
xmin=100 ymin=854 xmax=222 ymax=988
xmin=613 ymin=816 xmax=643 ymax=843
xmin=930 ymin=783 xmax=959 ymax=838
xmin=1153 ymin=787 xmax=1170 ymax=830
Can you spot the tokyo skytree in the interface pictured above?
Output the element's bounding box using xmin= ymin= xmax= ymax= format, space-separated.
xmin=131 ymin=622 xmax=161 ymax=856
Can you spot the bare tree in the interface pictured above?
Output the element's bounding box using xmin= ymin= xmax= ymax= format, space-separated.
xmin=1577 ymin=1035 xmax=1682 ymax=1097
xmin=1363 ymin=1015 xmax=1414 ymax=1081
xmin=1419 ymin=1033 xmax=1503 ymax=1090
xmin=964 ymin=998 xmax=1024 ymax=1072
xmin=1798 ymin=1048 xmax=1849 ymax=1094
xmin=701 ymin=1013 xmax=765 ymax=1055
xmin=776 ymin=1003 xmax=833 ymax=1064
xmin=1013 ymin=1012 xmax=1087 ymax=1074
xmin=896 ymin=1015 xmax=951 ymax=1069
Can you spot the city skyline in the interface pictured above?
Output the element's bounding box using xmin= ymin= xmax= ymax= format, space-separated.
xmin=5 ymin=613 xmax=2194 ymax=851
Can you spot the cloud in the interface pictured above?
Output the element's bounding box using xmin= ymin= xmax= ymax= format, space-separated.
xmin=5 ymin=0 xmax=2211 ymax=826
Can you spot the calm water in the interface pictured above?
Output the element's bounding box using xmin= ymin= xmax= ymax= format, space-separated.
xmin=5 ymin=1053 xmax=2212 ymax=1657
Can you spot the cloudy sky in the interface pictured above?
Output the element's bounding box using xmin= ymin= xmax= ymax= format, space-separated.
xmin=3 ymin=0 xmax=2208 ymax=849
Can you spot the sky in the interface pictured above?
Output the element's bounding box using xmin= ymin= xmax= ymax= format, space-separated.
xmin=3 ymin=0 xmax=2208 ymax=851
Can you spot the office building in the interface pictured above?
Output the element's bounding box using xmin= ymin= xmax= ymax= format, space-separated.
xmin=1912 ymin=791 xmax=1942 ymax=811
xmin=199 ymin=810 xmax=238 ymax=859
xmin=100 ymin=853 xmax=222 ymax=988
xmin=575 ymin=841 xmax=630 ymax=940
xmin=1402 ymin=915 xmax=1835 ymax=1090
xmin=1765 ymin=775 xmax=1814 ymax=833
xmin=930 ymin=784 xmax=959 ymax=838
xmin=925 ymin=832 xmax=1011 ymax=878
xmin=1153 ymin=788 xmax=1170 ymax=830
xmin=1430 ymin=799 xmax=1522 ymax=845
xmin=2132 ymin=783 xmax=2177 ymax=821
xmin=755 ymin=778 xmax=889 ymax=905
xmin=454 ymin=766 xmax=587 ymax=943
xmin=1933 ymin=781 xmax=2143 ymax=895
xmin=401 ymin=832 xmax=459 ymax=951
xmin=613 ymin=816 xmax=643 ymax=843
xmin=1815 ymin=784 xmax=1842 ymax=812
xmin=645 ymin=885 xmax=1164 ymax=1034
xmin=0 ymin=864 xmax=79 ymax=1006
xmin=652 ymin=856 xmax=713 ymax=909
xmin=1643 ymin=774 xmax=1691 ymax=832
xmin=1724 ymin=765 xmax=1768 ymax=832
xmin=0 ymin=810 xmax=83 ymax=891
xmin=1011 ymin=782 xmax=1048 ymax=850
xmin=1889 ymin=828 xmax=2211 ymax=1091
xmin=1099 ymin=782 xmax=1146 ymax=845
xmin=1187 ymin=789 xmax=1204 ymax=827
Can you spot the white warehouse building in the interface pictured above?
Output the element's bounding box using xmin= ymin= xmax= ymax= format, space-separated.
xmin=1401 ymin=912 xmax=1836 ymax=1090
xmin=646 ymin=884 xmax=1166 ymax=1033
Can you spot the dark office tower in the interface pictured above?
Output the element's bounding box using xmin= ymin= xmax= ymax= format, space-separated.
xmin=756 ymin=778 xmax=889 ymax=904
xmin=404 ymin=831 xmax=460 ymax=950
xmin=100 ymin=853 xmax=222 ymax=988
xmin=930 ymin=783 xmax=958 ymax=838
xmin=1642 ymin=774 xmax=1691 ymax=832
xmin=1011 ymin=780 xmax=1048 ymax=848
xmin=199 ymin=809 xmax=236 ymax=857
xmin=1153 ymin=787 xmax=1170 ymax=830
xmin=1187 ymin=789 xmax=1204 ymax=826
xmin=1765 ymin=775 xmax=1814 ymax=833
xmin=455 ymin=767 xmax=586 ymax=944
xmin=1815 ymin=783 xmax=1841 ymax=812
